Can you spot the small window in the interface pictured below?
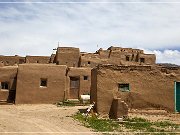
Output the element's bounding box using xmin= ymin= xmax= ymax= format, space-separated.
xmin=126 ymin=56 xmax=130 ymax=61
xmin=88 ymin=61 xmax=91 ymax=64
xmin=84 ymin=76 xmax=88 ymax=80
xmin=140 ymin=58 xmax=145 ymax=63
xmin=40 ymin=78 xmax=47 ymax=87
xmin=118 ymin=83 xmax=130 ymax=92
xmin=1 ymin=82 xmax=9 ymax=90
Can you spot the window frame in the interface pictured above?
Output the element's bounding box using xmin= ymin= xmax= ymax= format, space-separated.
xmin=140 ymin=58 xmax=145 ymax=63
xmin=40 ymin=78 xmax=48 ymax=88
xmin=126 ymin=56 xmax=130 ymax=61
xmin=83 ymin=76 xmax=88 ymax=81
xmin=118 ymin=83 xmax=130 ymax=92
xmin=1 ymin=82 xmax=9 ymax=90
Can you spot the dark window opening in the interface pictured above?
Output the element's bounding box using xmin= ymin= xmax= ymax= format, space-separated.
xmin=37 ymin=60 xmax=39 ymax=63
xmin=19 ymin=59 xmax=24 ymax=64
xmin=73 ymin=62 xmax=76 ymax=67
xmin=88 ymin=61 xmax=91 ymax=64
xmin=1 ymin=82 xmax=9 ymax=90
xmin=84 ymin=76 xmax=88 ymax=80
xmin=40 ymin=78 xmax=47 ymax=87
xmin=131 ymin=54 xmax=134 ymax=61
xmin=140 ymin=58 xmax=145 ymax=63
xmin=126 ymin=56 xmax=130 ymax=61
xmin=70 ymin=77 xmax=79 ymax=88
xmin=56 ymin=61 xmax=60 ymax=65
xmin=118 ymin=83 xmax=130 ymax=92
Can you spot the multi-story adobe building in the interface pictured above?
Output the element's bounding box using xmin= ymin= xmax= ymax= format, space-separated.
xmin=0 ymin=45 xmax=179 ymax=117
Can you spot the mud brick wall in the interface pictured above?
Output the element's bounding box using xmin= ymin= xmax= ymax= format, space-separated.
xmin=25 ymin=56 xmax=50 ymax=64
xmin=91 ymin=64 xmax=180 ymax=116
xmin=16 ymin=64 xmax=67 ymax=104
xmin=56 ymin=47 xmax=80 ymax=67
xmin=0 ymin=56 xmax=25 ymax=66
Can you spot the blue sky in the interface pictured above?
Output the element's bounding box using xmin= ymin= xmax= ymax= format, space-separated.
xmin=0 ymin=0 xmax=180 ymax=65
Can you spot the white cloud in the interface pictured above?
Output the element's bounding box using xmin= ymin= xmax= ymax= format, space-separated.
xmin=144 ymin=49 xmax=180 ymax=65
xmin=0 ymin=1 xmax=180 ymax=64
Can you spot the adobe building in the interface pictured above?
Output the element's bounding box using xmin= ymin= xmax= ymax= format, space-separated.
xmin=2 ymin=45 xmax=179 ymax=116
xmin=91 ymin=64 xmax=180 ymax=118
xmin=80 ymin=46 xmax=156 ymax=67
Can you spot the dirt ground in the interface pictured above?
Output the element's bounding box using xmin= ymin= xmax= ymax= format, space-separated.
xmin=0 ymin=104 xmax=98 ymax=135
xmin=129 ymin=109 xmax=180 ymax=124
xmin=0 ymin=105 xmax=180 ymax=135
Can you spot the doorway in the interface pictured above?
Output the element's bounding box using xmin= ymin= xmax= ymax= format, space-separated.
xmin=175 ymin=81 xmax=180 ymax=112
xmin=69 ymin=77 xmax=80 ymax=99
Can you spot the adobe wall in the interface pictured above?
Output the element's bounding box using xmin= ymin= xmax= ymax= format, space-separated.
xmin=108 ymin=46 xmax=144 ymax=54
xmin=91 ymin=65 xmax=180 ymax=116
xmin=0 ymin=66 xmax=18 ymax=102
xmin=0 ymin=56 xmax=25 ymax=66
xmin=97 ymin=49 xmax=110 ymax=59
xmin=66 ymin=67 xmax=92 ymax=99
xmin=80 ymin=56 xmax=103 ymax=67
xmin=25 ymin=56 xmax=50 ymax=64
xmin=16 ymin=64 xmax=67 ymax=104
xmin=139 ymin=54 xmax=156 ymax=65
xmin=50 ymin=54 xmax=56 ymax=63
xmin=80 ymin=46 xmax=156 ymax=67
xmin=55 ymin=47 xmax=80 ymax=67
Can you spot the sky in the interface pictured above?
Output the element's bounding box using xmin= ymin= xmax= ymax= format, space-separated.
xmin=0 ymin=0 xmax=180 ymax=65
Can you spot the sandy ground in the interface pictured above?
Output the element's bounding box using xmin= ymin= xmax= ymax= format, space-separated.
xmin=0 ymin=104 xmax=99 ymax=135
xmin=0 ymin=105 xmax=180 ymax=135
xmin=129 ymin=109 xmax=180 ymax=124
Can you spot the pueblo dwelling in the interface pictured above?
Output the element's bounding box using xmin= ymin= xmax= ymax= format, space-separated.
xmin=0 ymin=46 xmax=180 ymax=116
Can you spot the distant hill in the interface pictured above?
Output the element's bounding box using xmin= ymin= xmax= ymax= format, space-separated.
xmin=157 ymin=63 xmax=180 ymax=67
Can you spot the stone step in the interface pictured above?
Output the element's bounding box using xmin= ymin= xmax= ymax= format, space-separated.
xmin=0 ymin=100 xmax=13 ymax=105
xmin=67 ymin=99 xmax=80 ymax=103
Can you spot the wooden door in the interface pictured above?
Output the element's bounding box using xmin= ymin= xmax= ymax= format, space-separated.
xmin=69 ymin=77 xmax=80 ymax=99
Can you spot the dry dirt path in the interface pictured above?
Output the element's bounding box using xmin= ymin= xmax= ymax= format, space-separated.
xmin=0 ymin=104 xmax=99 ymax=135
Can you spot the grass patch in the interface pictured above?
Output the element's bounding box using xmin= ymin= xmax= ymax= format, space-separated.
xmin=73 ymin=112 xmax=120 ymax=132
xmin=57 ymin=100 xmax=76 ymax=106
xmin=73 ymin=113 xmax=180 ymax=133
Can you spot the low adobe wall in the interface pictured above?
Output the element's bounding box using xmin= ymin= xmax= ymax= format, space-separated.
xmin=0 ymin=56 xmax=25 ymax=66
xmin=25 ymin=56 xmax=50 ymax=64
xmin=16 ymin=64 xmax=67 ymax=104
xmin=91 ymin=65 xmax=180 ymax=116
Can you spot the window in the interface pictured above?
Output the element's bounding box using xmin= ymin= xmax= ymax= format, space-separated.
xmin=118 ymin=83 xmax=130 ymax=92
xmin=40 ymin=78 xmax=47 ymax=87
xmin=126 ymin=56 xmax=130 ymax=61
xmin=88 ymin=61 xmax=91 ymax=64
xmin=140 ymin=58 xmax=145 ymax=63
xmin=1 ymin=82 xmax=9 ymax=90
xmin=84 ymin=76 xmax=88 ymax=80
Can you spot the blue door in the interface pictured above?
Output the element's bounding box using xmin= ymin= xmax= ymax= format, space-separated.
xmin=175 ymin=82 xmax=180 ymax=112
